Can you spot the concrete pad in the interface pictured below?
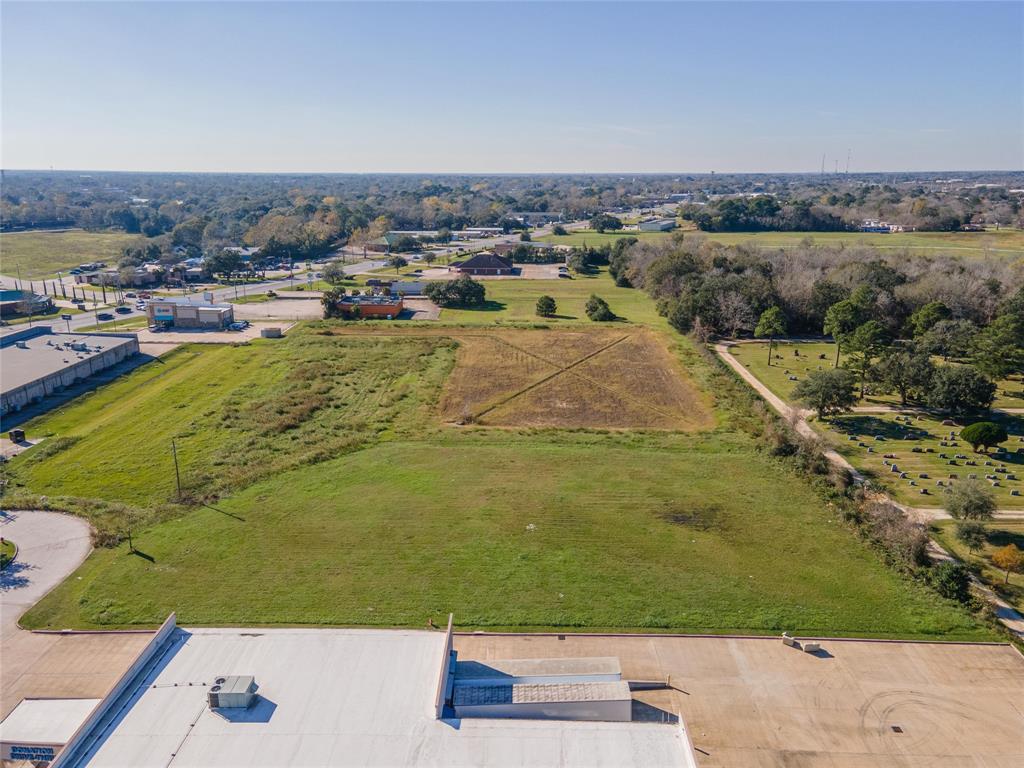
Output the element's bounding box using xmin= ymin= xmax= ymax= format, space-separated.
xmin=133 ymin=321 xmax=292 ymax=344
xmin=233 ymin=300 xmax=323 ymax=321
xmin=453 ymin=634 xmax=1024 ymax=768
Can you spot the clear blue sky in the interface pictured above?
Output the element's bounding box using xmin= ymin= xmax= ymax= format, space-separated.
xmin=2 ymin=1 xmax=1020 ymax=173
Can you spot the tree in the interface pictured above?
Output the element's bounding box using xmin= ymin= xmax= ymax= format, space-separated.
xmin=954 ymin=520 xmax=987 ymax=554
xmin=422 ymin=252 xmax=437 ymax=267
xmin=321 ymin=288 xmax=345 ymax=319
xmin=930 ymin=561 xmax=971 ymax=603
xmin=945 ymin=479 xmax=996 ymax=521
xmin=823 ymin=299 xmax=863 ymax=367
xmin=754 ymin=306 xmax=787 ymax=366
xmin=322 ymin=261 xmax=347 ymax=286
xmin=992 ymin=544 xmax=1023 ymax=584
xmin=960 ymin=421 xmax=1009 ymax=453
xmin=844 ymin=320 xmax=889 ymax=397
xmin=589 ymin=213 xmax=623 ymax=233
xmin=520 ymin=230 xmax=532 ymax=242
xmin=875 ymin=347 xmax=935 ymax=406
xmin=387 ymin=255 xmax=408 ymax=273
xmin=919 ymin=319 xmax=978 ymax=361
xmin=909 ymin=301 xmax=951 ymax=337
xmin=423 ymin=274 xmax=486 ymax=308
xmin=585 ymin=294 xmax=615 ymax=321
xmin=792 ymin=368 xmax=857 ymax=419
xmin=972 ymin=314 xmax=1024 ymax=381
xmin=927 ymin=365 xmax=996 ymax=414
xmin=436 ymin=227 xmax=452 ymax=244
xmin=535 ymin=295 xmax=557 ymax=317
xmin=552 ymin=224 xmax=568 ymax=236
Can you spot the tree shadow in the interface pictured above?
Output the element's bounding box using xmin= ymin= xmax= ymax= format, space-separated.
xmin=460 ymin=300 xmax=507 ymax=313
xmin=0 ymin=560 xmax=33 ymax=591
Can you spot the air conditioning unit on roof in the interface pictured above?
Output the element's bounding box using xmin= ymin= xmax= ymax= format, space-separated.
xmin=207 ymin=675 xmax=257 ymax=709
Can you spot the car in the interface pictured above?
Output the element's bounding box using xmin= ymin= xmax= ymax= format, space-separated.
xmin=115 ymin=306 xmax=132 ymax=314
xmin=315 ymin=272 xmax=323 ymax=278
xmin=97 ymin=312 xmax=114 ymax=320
xmin=228 ymin=322 xmax=246 ymax=331
xmin=125 ymin=292 xmax=137 ymax=298
xmin=138 ymin=292 xmax=152 ymax=299
xmin=69 ymin=268 xmax=82 ymax=275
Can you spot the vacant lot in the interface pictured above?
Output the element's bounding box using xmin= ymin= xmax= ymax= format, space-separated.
xmin=9 ymin=288 xmax=991 ymax=639
xmin=436 ymin=328 xmax=712 ymax=429
xmin=540 ymin=227 xmax=1024 ymax=257
xmin=0 ymin=229 xmax=141 ymax=279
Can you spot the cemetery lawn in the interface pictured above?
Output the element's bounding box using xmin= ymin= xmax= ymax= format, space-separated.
xmin=0 ymin=229 xmax=141 ymax=279
xmin=730 ymin=341 xmax=1024 ymax=411
xmin=827 ymin=412 xmax=1024 ymax=507
xmin=931 ymin=519 xmax=1024 ymax=614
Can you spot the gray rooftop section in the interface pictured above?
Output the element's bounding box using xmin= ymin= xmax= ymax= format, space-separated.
xmin=454 ymin=656 xmax=621 ymax=686
xmin=453 ymin=681 xmax=631 ymax=707
xmin=0 ymin=328 xmax=137 ymax=394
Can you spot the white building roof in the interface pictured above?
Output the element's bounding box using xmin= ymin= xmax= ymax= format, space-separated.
xmin=63 ymin=628 xmax=687 ymax=768
xmin=0 ymin=698 xmax=100 ymax=745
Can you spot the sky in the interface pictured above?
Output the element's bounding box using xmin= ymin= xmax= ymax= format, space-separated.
xmin=1 ymin=1 xmax=1021 ymax=174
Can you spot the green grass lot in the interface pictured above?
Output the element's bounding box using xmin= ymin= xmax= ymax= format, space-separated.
xmin=538 ymin=230 xmax=677 ymax=248
xmin=540 ymin=228 xmax=1024 ymax=257
xmin=1 ymin=305 xmax=84 ymax=327
xmin=0 ymin=229 xmax=141 ymax=279
xmin=730 ymin=341 xmax=1024 ymax=410
xmin=440 ymin=267 xmax=663 ymax=325
xmin=8 ymin=276 xmax=994 ymax=639
xmin=828 ymin=413 xmax=1024 ymax=507
xmin=0 ymin=539 xmax=15 ymax=569
xmin=932 ymin=519 xmax=1024 ymax=614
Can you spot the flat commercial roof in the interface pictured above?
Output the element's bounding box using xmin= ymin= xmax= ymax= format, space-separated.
xmin=454 ymin=634 xmax=1024 ymax=768
xmin=0 ymin=331 xmax=137 ymax=393
xmin=0 ymin=698 xmax=100 ymax=745
xmin=63 ymin=628 xmax=686 ymax=768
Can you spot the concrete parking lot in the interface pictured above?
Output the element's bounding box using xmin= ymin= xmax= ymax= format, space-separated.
xmin=133 ymin=321 xmax=293 ymax=344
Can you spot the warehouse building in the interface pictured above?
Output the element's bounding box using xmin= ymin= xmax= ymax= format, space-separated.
xmin=42 ymin=616 xmax=693 ymax=768
xmin=0 ymin=326 xmax=139 ymax=416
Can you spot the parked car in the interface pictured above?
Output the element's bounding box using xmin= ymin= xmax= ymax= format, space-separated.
xmin=138 ymin=291 xmax=152 ymax=299
xmin=125 ymin=292 xmax=137 ymax=298
xmin=97 ymin=312 xmax=114 ymax=320
xmin=69 ymin=268 xmax=82 ymax=275
xmin=228 ymin=322 xmax=247 ymax=331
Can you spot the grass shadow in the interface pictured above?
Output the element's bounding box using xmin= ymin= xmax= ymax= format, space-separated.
xmin=204 ymin=503 xmax=246 ymax=522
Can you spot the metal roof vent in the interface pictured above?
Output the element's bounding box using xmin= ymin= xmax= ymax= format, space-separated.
xmin=207 ymin=675 xmax=257 ymax=709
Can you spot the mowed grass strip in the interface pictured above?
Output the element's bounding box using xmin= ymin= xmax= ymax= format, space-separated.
xmin=0 ymin=229 xmax=142 ymax=279
xmin=20 ymin=439 xmax=990 ymax=639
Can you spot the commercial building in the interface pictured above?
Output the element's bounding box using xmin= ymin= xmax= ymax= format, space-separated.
xmin=492 ymin=241 xmax=558 ymax=257
xmin=44 ymin=616 xmax=692 ymax=768
xmin=147 ymin=297 xmax=234 ymax=329
xmin=339 ymin=295 xmax=404 ymax=318
xmin=450 ymin=252 xmax=514 ymax=276
xmin=0 ymin=326 xmax=139 ymax=416
xmin=638 ymin=218 xmax=677 ymax=232
xmin=0 ymin=289 xmax=54 ymax=319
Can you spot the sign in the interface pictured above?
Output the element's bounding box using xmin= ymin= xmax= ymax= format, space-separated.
xmin=61 ymin=314 xmax=72 ymax=320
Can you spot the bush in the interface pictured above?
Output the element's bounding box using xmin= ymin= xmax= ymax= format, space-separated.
xmin=552 ymin=224 xmax=568 ymax=236
xmin=861 ymin=500 xmax=930 ymax=568
xmin=585 ymin=294 xmax=615 ymax=321
xmin=954 ymin=520 xmax=988 ymax=553
xmin=960 ymin=421 xmax=1008 ymax=453
xmin=535 ymin=295 xmax=557 ymax=317
xmin=945 ymin=479 xmax=996 ymax=521
xmin=930 ymin=561 xmax=972 ymax=603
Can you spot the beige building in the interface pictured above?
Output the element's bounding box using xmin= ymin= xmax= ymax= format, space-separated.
xmin=147 ymin=297 xmax=234 ymax=329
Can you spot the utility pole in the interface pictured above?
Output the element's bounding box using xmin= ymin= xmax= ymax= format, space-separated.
xmin=171 ymin=439 xmax=182 ymax=500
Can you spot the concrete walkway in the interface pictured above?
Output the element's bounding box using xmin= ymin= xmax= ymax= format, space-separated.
xmin=0 ymin=510 xmax=151 ymax=718
xmin=714 ymin=342 xmax=1024 ymax=639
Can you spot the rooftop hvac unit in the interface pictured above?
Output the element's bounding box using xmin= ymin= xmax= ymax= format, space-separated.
xmin=207 ymin=675 xmax=257 ymax=709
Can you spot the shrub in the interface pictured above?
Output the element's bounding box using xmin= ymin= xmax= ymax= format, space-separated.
xmin=585 ymin=294 xmax=614 ymax=321
xmin=930 ymin=561 xmax=972 ymax=603
xmin=861 ymin=500 xmax=930 ymax=568
xmin=954 ymin=520 xmax=987 ymax=553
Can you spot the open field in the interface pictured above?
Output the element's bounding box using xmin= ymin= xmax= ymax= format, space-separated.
xmin=539 ymin=227 xmax=1024 ymax=257
xmin=20 ymin=437 xmax=989 ymax=638
xmin=7 ymin=280 xmax=994 ymax=638
xmin=829 ymin=412 xmax=1024 ymax=506
xmin=730 ymin=340 xmax=1024 ymax=410
xmin=0 ymin=229 xmax=141 ymax=279
xmin=932 ymin=519 xmax=1024 ymax=614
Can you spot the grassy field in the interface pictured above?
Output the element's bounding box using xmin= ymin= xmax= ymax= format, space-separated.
xmin=730 ymin=340 xmax=1024 ymax=410
xmin=539 ymin=227 xmax=1024 ymax=257
xmin=0 ymin=229 xmax=141 ymax=279
xmin=440 ymin=268 xmax=665 ymax=325
xmin=8 ymin=275 xmax=995 ymax=639
xmin=932 ymin=519 xmax=1024 ymax=614
xmin=1 ymin=305 xmax=84 ymax=326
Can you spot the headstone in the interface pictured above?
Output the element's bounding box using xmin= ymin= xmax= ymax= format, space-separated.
xmin=1012 ymin=489 xmax=1021 ymax=496
xmin=919 ymin=473 xmax=929 ymax=479
xmin=968 ymin=473 xmax=978 ymax=479
xmin=948 ymin=473 xmax=958 ymax=479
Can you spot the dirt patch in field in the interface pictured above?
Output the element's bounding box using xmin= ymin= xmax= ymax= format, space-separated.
xmin=444 ymin=328 xmax=712 ymax=430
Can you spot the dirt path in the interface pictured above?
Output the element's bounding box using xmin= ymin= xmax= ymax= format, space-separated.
xmin=714 ymin=342 xmax=1024 ymax=639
